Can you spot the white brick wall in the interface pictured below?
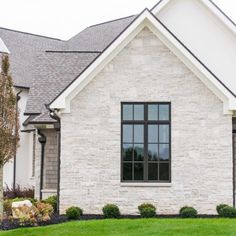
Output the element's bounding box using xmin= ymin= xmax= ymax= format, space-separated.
xmin=60 ymin=28 xmax=233 ymax=215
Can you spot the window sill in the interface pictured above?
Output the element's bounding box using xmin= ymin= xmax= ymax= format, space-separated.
xmin=120 ymin=183 xmax=172 ymax=187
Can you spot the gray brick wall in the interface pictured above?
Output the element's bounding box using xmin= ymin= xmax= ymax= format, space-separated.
xmin=60 ymin=28 xmax=233 ymax=215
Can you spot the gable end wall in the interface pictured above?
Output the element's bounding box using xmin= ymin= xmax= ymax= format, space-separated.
xmin=60 ymin=28 xmax=233 ymax=215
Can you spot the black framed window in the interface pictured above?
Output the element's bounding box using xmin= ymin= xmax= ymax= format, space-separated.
xmin=121 ymin=103 xmax=171 ymax=182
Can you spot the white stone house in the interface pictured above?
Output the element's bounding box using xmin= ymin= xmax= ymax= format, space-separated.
xmin=2 ymin=0 xmax=236 ymax=215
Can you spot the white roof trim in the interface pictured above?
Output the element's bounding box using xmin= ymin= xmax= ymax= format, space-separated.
xmin=50 ymin=9 xmax=236 ymax=114
xmin=0 ymin=38 xmax=10 ymax=54
xmin=152 ymin=0 xmax=236 ymax=36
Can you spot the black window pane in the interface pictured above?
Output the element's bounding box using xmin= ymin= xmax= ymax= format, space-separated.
xmin=123 ymin=125 xmax=133 ymax=143
xmin=148 ymin=163 xmax=158 ymax=181
xmin=159 ymin=104 xmax=169 ymax=121
xmin=148 ymin=125 xmax=158 ymax=143
xmin=123 ymin=105 xmax=133 ymax=120
xmin=148 ymin=105 xmax=158 ymax=120
xmin=134 ymin=105 xmax=144 ymax=120
xmin=123 ymin=163 xmax=132 ymax=181
xmin=134 ymin=163 xmax=144 ymax=181
xmin=159 ymin=163 xmax=170 ymax=181
xmin=159 ymin=144 xmax=169 ymax=161
xmin=122 ymin=144 xmax=133 ymax=161
xmin=134 ymin=125 xmax=144 ymax=143
xmin=134 ymin=144 xmax=144 ymax=161
xmin=148 ymin=144 xmax=158 ymax=161
xmin=159 ymin=125 xmax=169 ymax=143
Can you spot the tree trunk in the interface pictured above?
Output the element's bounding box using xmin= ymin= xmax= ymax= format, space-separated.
xmin=0 ymin=165 xmax=3 ymax=220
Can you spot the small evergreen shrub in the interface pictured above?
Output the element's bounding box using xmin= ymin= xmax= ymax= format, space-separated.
xmin=66 ymin=206 xmax=83 ymax=220
xmin=216 ymin=204 xmax=229 ymax=215
xmin=138 ymin=203 xmax=156 ymax=218
xmin=102 ymin=204 xmax=120 ymax=218
xmin=218 ymin=206 xmax=236 ymax=218
xmin=180 ymin=206 xmax=198 ymax=218
xmin=43 ymin=195 xmax=57 ymax=212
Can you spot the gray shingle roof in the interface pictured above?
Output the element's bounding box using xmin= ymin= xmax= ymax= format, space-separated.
xmin=30 ymin=112 xmax=56 ymax=124
xmin=0 ymin=27 xmax=65 ymax=88
xmin=25 ymin=52 xmax=99 ymax=114
xmin=65 ymin=15 xmax=136 ymax=51
xmin=25 ymin=15 xmax=137 ymax=117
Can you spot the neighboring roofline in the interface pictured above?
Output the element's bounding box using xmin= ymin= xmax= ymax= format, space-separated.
xmin=0 ymin=26 xmax=63 ymax=41
xmin=50 ymin=8 xmax=236 ymax=114
xmin=151 ymin=0 xmax=236 ymax=34
xmin=45 ymin=50 xmax=102 ymax=53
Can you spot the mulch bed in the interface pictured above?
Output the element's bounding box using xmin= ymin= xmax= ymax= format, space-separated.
xmin=0 ymin=214 xmax=219 ymax=231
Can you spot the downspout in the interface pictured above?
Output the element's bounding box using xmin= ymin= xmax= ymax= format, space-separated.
xmin=49 ymin=109 xmax=61 ymax=215
xmin=13 ymin=90 xmax=22 ymax=191
xmin=233 ymin=118 xmax=236 ymax=207
xmin=38 ymin=130 xmax=46 ymax=201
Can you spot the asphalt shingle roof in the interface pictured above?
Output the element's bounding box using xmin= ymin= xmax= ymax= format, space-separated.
xmin=66 ymin=15 xmax=136 ymax=52
xmin=25 ymin=15 xmax=136 ymax=117
xmin=25 ymin=52 xmax=99 ymax=114
xmin=0 ymin=27 xmax=65 ymax=88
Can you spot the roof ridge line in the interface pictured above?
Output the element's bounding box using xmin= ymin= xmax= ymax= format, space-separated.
xmin=88 ymin=14 xmax=135 ymax=28
xmin=0 ymin=26 xmax=63 ymax=41
xmin=45 ymin=50 xmax=101 ymax=53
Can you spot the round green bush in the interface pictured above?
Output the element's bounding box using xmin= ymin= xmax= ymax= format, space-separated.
xmin=102 ymin=204 xmax=120 ymax=218
xmin=180 ymin=207 xmax=198 ymax=218
xmin=216 ymin=204 xmax=229 ymax=215
xmin=66 ymin=206 xmax=83 ymax=220
xmin=219 ymin=206 xmax=236 ymax=218
xmin=138 ymin=203 xmax=156 ymax=218
xmin=179 ymin=206 xmax=189 ymax=214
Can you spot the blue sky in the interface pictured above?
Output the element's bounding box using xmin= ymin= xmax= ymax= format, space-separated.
xmin=0 ymin=0 xmax=235 ymax=40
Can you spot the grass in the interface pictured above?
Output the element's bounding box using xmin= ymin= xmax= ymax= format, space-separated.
xmin=1 ymin=218 xmax=236 ymax=236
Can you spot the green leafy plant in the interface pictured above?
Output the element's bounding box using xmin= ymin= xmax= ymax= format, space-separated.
xmin=102 ymin=204 xmax=120 ymax=219
xmin=216 ymin=204 xmax=229 ymax=215
xmin=218 ymin=206 xmax=236 ymax=218
xmin=66 ymin=206 xmax=83 ymax=220
xmin=138 ymin=203 xmax=156 ymax=218
xmin=180 ymin=206 xmax=198 ymax=218
xmin=42 ymin=195 xmax=57 ymax=212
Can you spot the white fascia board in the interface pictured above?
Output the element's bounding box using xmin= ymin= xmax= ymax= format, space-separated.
xmin=152 ymin=0 xmax=171 ymax=15
xmin=0 ymin=38 xmax=10 ymax=54
xmin=50 ymin=10 xmax=235 ymax=114
xmin=152 ymin=0 xmax=236 ymax=36
xmin=199 ymin=0 xmax=236 ymax=36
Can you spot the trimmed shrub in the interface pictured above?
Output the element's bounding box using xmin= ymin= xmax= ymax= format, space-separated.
xmin=138 ymin=203 xmax=156 ymax=218
xmin=218 ymin=206 xmax=236 ymax=218
xmin=216 ymin=204 xmax=229 ymax=215
xmin=180 ymin=207 xmax=198 ymax=218
xmin=42 ymin=195 xmax=57 ymax=212
xmin=102 ymin=204 xmax=120 ymax=219
xmin=179 ymin=206 xmax=189 ymax=214
xmin=66 ymin=206 xmax=83 ymax=220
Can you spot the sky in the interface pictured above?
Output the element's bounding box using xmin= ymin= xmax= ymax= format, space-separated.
xmin=0 ymin=0 xmax=235 ymax=40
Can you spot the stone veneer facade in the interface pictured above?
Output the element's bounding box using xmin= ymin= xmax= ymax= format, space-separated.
xmin=35 ymin=129 xmax=58 ymax=199
xmin=60 ymin=28 xmax=233 ymax=215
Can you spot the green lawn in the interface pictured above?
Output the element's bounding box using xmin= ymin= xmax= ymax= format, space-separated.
xmin=1 ymin=218 xmax=236 ymax=236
